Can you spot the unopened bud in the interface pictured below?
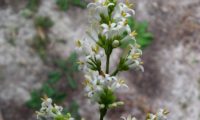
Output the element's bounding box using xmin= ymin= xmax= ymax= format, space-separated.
xmin=116 ymin=101 xmax=124 ymax=106
xmin=108 ymin=103 xmax=117 ymax=108
xmin=112 ymin=40 xmax=120 ymax=48
xmin=99 ymin=104 xmax=105 ymax=109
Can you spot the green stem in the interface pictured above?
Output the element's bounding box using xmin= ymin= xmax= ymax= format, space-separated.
xmin=106 ymin=53 xmax=110 ymax=74
xmin=100 ymin=107 xmax=108 ymax=120
xmin=111 ymin=68 xmax=119 ymax=76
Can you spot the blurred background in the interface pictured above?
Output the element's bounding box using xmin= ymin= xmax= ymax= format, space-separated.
xmin=0 ymin=0 xmax=200 ymax=120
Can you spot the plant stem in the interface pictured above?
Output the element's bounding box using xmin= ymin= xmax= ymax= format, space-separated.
xmin=106 ymin=53 xmax=110 ymax=74
xmin=100 ymin=107 xmax=108 ymax=120
xmin=111 ymin=68 xmax=119 ymax=76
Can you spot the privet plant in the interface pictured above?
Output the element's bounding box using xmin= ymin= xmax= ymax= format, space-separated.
xmin=36 ymin=0 xmax=169 ymax=120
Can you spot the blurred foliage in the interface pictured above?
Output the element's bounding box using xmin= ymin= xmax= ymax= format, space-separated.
xmin=71 ymin=0 xmax=88 ymax=8
xmin=123 ymin=17 xmax=154 ymax=49
xmin=26 ymin=82 xmax=66 ymax=110
xmin=34 ymin=16 xmax=54 ymax=30
xmin=31 ymin=35 xmax=49 ymax=61
xmin=54 ymin=53 xmax=79 ymax=89
xmin=26 ymin=0 xmax=41 ymax=12
xmin=31 ymin=16 xmax=54 ymax=60
xmin=6 ymin=27 xmax=18 ymax=46
xmin=56 ymin=0 xmax=69 ymax=11
xmin=62 ymin=101 xmax=81 ymax=120
xmin=26 ymin=53 xmax=80 ymax=119
xmin=56 ymin=0 xmax=87 ymax=11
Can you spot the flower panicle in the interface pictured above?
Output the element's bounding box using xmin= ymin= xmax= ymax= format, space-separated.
xmin=75 ymin=0 xmax=143 ymax=103
xmin=36 ymin=97 xmax=74 ymax=120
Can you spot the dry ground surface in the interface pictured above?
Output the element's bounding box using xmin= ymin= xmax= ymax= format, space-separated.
xmin=0 ymin=0 xmax=200 ymax=120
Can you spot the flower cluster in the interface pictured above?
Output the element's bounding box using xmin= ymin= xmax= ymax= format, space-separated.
xmin=36 ymin=97 xmax=74 ymax=120
xmin=36 ymin=0 xmax=169 ymax=120
xmin=146 ymin=109 xmax=169 ymax=120
xmin=76 ymin=0 xmax=143 ymax=73
xmin=76 ymin=0 xmax=143 ymax=105
xmin=84 ymin=71 xmax=128 ymax=101
xmin=121 ymin=109 xmax=169 ymax=120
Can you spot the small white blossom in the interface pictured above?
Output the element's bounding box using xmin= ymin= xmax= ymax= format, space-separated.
xmin=124 ymin=44 xmax=144 ymax=71
xmin=87 ymin=0 xmax=114 ymax=22
xmin=121 ymin=115 xmax=137 ymax=120
xmin=75 ymin=38 xmax=104 ymax=72
xmin=147 ymin=109 xmax=169 ymax=120
xmin=83 ymin=72 xmax=128 ymax=102
xmin=36 ymin=97 xmax=74 ymax=120
xmin=112 ymin=2 xmax=135 ymax=22
xmin=156 ymin=109 xmax=169 ymax=120
xmin=37 ymin=98 xmax=62 ymax=119
xmin=111 ymin=78 xmax=128 ymax=89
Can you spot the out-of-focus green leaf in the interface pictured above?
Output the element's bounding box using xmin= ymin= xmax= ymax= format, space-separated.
xmin=67 ymin=76 xmax=77 ymax=89
xmin=56 ymin=0 xmax=69 ymax=11
xmin=126 ymin=17 xmax=154 ymax=49
xmin=47 ymin=71 xmax=62 ymax=84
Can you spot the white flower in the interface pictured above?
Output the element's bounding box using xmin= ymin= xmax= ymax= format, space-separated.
xmin=121 ymin=115 xmax=137 ymax=120
xmin=118 ymin=3 xmax=135 ymax=16
xmin=116 ymin=19 xmax=131 ymax=34
xmin=113 ymin=3 xmax=135 ymax=21
xmin=111 ymin=78 xmax=128 ymax=90
xmin=83 ymin=72 xmax=128 ymax=102
xmin=156 ymin=109 xmax=169 ymax=120
xmin=124 ymin=44 xmax=144 ymax=71
xmin=87 ymin=0 xmax=115 ymax=22
xmin=36 ymin=97 xmax=74 ymax=120
xmin=101 ymin=20 xmax=131 ymax=39
xmin=75 ymin=38 xmax=104 ymax=72
xmin=37 ymin=98 xmax=60 ymax=118
xmin=101 ymin=23 xmax=117 ymax=35
xmin=146 ymin=109 xmax=169 ymax=120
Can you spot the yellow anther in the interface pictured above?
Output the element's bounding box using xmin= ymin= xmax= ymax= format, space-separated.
xmin=77 ymin=61 xmax=84 ymax=65
xmin=119 ymin=79 xmax=125 ymax=84
xmin=41 ymin=95 xmax=48 ymax=101
xmin=140 ymin=61 xmax=144 ymax=65
xmin=91 ymin=44 xmax=99 ymax=54
xmin=83 ymin=79 xmax=90 ymax=86
xmin=163 ymin=109 xmax=170 ymax=115
xmin=125 ymin=0 xmax=134 ymax=8
xmin=124 ymin=19 xmax=128 ymax=26
xmin=132 ymin=54 xmax=140 ymax=59
xmin=136 ymin=44 xmax=141 ymax=48
xmin=121 ymin=11 xmax=127 ymax=17
xmin=131 ymin=30 xmax=138 ymax=37
xmin=75 ymin=40 xmax=82 ymax=47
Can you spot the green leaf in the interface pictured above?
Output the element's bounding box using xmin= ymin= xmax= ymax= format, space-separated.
xmin=26 ymin=0 xmax=40 ymax=12
xmin=56 ymin=0 xmax=69 ymax=11
xmin=34 ymin=16 xmax=54 ymax=29
xmin=70 ymin=0 xmax=87 ymax=8
xmin=68 ymin=52 xmax=79 ymax=72
xmin=53 ymin=93 xmax=67 ymax=103
xmin=42 ymin=84 xmax=56 ymax=96
xmin=47 ymin=71 xmax=62 ymax=84
xmin=69 ymin=101 xmax=81 ymax=120
xmin=55 ymin=59 xmax=68 ymax=71
xmin=26 ymin=90 xmax=42 ymax=109
xmin=126 ymin=17 xmax=154 ymax=49
xmin=67 ymin=76 xmax=77 ymax=89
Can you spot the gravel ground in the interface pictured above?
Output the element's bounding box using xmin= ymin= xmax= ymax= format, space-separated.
xmin=0 ymin=0 xmax=200 ymax=120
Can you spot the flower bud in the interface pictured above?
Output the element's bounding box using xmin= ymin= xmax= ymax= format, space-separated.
xmin=112 ymin=40 xmax=120 ymax=48
xmin=99 ymin=104 xmax=105 ymax=109
xmin=116 ymin=101 xmax=124 ymax=106
xmin=108 ymin=103 xmax=117 ymax=108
